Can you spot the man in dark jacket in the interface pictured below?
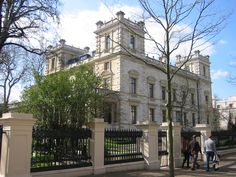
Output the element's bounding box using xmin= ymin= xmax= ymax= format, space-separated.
xmin=182 ymin=138 xmax=191 ymax=168
xmin=189 ymin=135 xmax=201 ymax=170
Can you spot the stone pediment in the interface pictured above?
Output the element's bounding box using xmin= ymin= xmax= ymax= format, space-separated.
xmin=147 ymin=76 xmax=156 ymax=83
xmin=128 ymin=70 xmax=139 ymax=77
xmin=101 ymin=70 xmax=113 ymax=76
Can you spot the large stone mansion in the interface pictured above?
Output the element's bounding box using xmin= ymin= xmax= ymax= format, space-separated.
xmin=46 ymin=11 xmax=213 ymax=128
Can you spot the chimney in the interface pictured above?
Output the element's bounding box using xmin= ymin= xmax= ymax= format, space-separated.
xmin=84 ymin=47 xmax=90 ymax=52
xmin=59 ymin=39 xmax=66 ymax=46
xmin=116 ymin=11 xmax=125 ymax=20
xmin=137 ymin=21 xmax=145 ymax=28
xmin=176 ymin=55 xmax=181 ymax=62
xmin=96 ymin=20 xmax=104 ymax=29
xmin=194 ymin=50 xmax=200 ymax=56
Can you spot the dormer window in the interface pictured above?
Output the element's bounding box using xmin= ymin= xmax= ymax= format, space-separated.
xmin=130 ymin=35 xmax=135 ymax=49
xmin=105 ymin=35 xmax=111 ymax=49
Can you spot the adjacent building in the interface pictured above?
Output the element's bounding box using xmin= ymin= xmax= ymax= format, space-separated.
xmin=213 ymin=96 xmax=236 ymax=130
xmin=46 ymin=11 xmax=213 ymax=128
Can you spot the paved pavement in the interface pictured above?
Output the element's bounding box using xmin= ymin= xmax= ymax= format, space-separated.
xmin=87 ymin=153 xmax=236 ymax=177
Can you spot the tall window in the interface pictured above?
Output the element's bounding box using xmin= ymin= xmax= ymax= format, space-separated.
xmin=192 ymin=113 xmax=196 ymax=127
xmin=149 ymin=108 xmax=155 ymax=122
xmin=103 ymin=78 xmax=110 ymax=89
xmin=131 ymin=105 xmax=137 ymax=124
xmin=206 ymin=114 xmax=209 ymax=124
xmin=131 ymin=77 xmax=137 ymax=94
xmin=182 ymin=90 xmax=186 ymax=101
xmin=105 ymin=35 xmax=111 ymax=49
xmin=162 ymin=109 xmax=166 ymax=122
xmin=130 ymin=35 xmax=135 ymax=49
xmin=183 ymin=112 xmax=187 ymax=127
xmin=205 ymin=95 xmax=209 ymax=104
xmin=176 ymin=111 xmax=181 ymax=124
xmin=149 ymin=83 xmax=154 ymax=98
xmin=104 ymin=62 xmax=110 ymax=70
xmin=173 ymin=89 xmax=177 ymax=101
xmin=191 ymin=93 xmax=195 ymax=105
xmin=51 ymin=58 xmax=55 ymax=70
xmin=162 ymin=86 xmax=166 ymax=100
xmin=203 ymin=66 xmax=206 ymax=76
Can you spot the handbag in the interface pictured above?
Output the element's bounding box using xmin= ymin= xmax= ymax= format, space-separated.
xmin=213 ymin=154 xmax=220 ymax=162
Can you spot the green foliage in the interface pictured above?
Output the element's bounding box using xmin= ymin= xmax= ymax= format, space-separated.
xmin=18 ymin=64 xmax=104 ymax=128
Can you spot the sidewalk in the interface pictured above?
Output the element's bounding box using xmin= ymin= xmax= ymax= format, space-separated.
xmin=87 ymin=153 xmax=236 ymax=177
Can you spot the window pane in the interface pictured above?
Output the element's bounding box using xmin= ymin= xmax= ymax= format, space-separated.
xmin=104 ymin=62 xmax=109 ymax=70
xmin=191 ymin=93 xmax=195 ymax=105
xmin=162 ymin=110 xmax=166 ymax=122
xmin=149 ymin=108 xmax=155 ymax=121
xmin=130 ymin=35 xmax=135 ymax=49
xmin=105 ymin=35 xmax=111 ymax=49
xmin=173 ymin=89 xmax=176 ymax=101
xmin=149 ymin=83 xmax=154 ymax=98
xmin=131 ymin=105 xmax=137 ymax=124
xmin=131 ymin=77 xmax=136 ymax=94
xmin=162 ymin=87 xmax=165 ymax=100
xmin=192 ymin=113 xmax=195 ymax=127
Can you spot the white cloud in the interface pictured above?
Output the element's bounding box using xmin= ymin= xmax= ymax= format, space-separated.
xmin=218 ymin=39 xmax=228 ymax=45
xmin=58 ymin=2 xmax=214 ymax=59
xmin=211 ymin=70 xmax=229 ymax=80
xmin=229 ymin=61 xmax=236 ymax=66
xmin=58 ymin=3 xmax=142 ymax=50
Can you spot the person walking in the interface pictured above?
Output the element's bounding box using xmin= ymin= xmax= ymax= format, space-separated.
xmin=204 ymin=135 xmax=217 ymax=172
xmin=189 ymin=135 xmax=201 ymax=170
xmin=182 ymin=138 xmax=191 ymax=168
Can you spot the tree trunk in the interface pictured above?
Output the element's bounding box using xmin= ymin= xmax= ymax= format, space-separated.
xmin=167 ymin=62 xmax=174 ymax=177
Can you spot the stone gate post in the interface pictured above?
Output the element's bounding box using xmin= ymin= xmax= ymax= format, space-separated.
xmin=161 ymin=122 xmax=182 ymax=168
xmin=0 ymin=112 xmax=36 ymax=177
xmin=88 ymin=118 xmax=106 ymax=175
xmin=136 ymin=121 xmax=160 ymax=170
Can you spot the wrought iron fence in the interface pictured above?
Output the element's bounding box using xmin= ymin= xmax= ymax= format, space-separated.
xmin=211 ymin=130 xmax=236 ymax=150
xmin=31 ymin=126 xmax=92 ymax=172
xmin=158 ymin=130 xmax=168 ymax=156
xmin=0 ymin=125 xmax=3 ymax=159
xmin=104 ymin=129 xmax=143 ymax=165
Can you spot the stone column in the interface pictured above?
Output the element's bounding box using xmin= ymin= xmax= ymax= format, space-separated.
xmin=136 ymin=121 xmax=160 ymax=170
xmin=161 ymin=122 xmax=182 ymax=168
xmin=194 ymin=124 xmax=211 ymax=160
xmin=88 ymin=118 xmax=106 ymax=175
xmin=0 ymin=112 xmax=36 ymax=177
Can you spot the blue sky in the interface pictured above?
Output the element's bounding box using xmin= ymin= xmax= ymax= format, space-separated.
xmin=59 ymin=0 xmax=236 ymax=100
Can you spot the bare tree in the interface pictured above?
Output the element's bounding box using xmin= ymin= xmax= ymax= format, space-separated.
xmin=134 ymin=0 xmax=228 ymax=176
xmin=0 ymin=46 xmax=29 ymax=113
xmin=0 ymin=0 xmax=60 ymax=63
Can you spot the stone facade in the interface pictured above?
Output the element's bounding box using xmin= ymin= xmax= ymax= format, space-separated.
xmin=46 ymin=11 xmax=213 ymax=128
xmin=213 ymin=96 xmax=236 ymax=130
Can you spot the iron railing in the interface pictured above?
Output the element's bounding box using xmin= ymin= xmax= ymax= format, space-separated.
xmin=104 ymin=129 xmax=143 ymax=165
xmin=0 ymin=125 xmax=3 ymax=159
xmin=212 ymin=130 xmax=236 ymax=150
xmin=158 ymin=130 xmax=168 ymax=156
xmin=31 ymin=126 xmax=92 ymax=172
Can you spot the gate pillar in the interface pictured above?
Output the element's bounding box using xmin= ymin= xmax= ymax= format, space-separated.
xmin=0 ymin=112 xmax=36 ymax=177
xmin=136 ymin=121 xmax=160 ymax=170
